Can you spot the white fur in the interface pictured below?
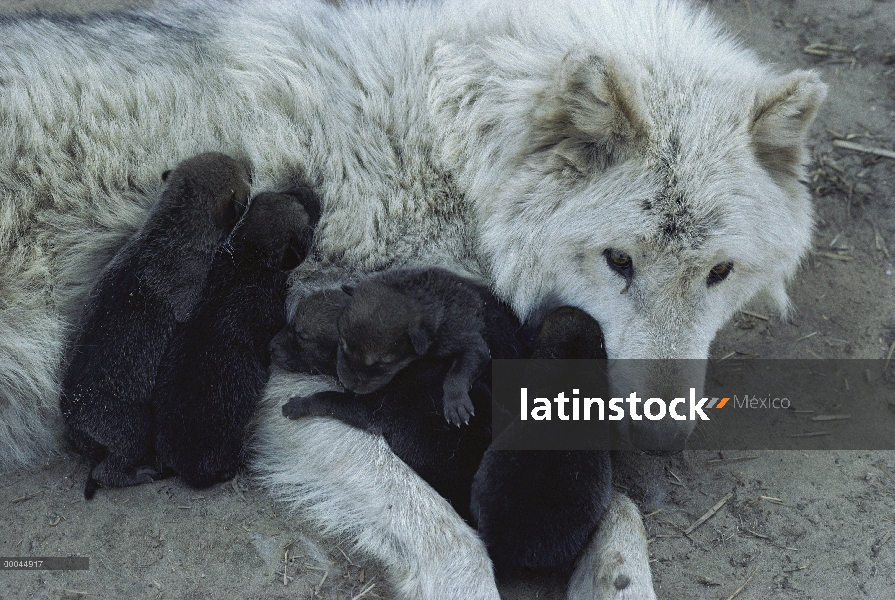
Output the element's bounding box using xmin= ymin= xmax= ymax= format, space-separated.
xmin=567 ymin=492 xmax=657 ymax=600
xmin=253 ymin=369 xmax=500 ymax=599
xmin=430 ymin=0 xmax=825 ymax=448
xmin=0 ymin=0 xmax=823 ymax=597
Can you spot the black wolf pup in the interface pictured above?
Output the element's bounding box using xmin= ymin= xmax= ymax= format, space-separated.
xmin=470 ymin=306 xmax=613 ymax=572
xmin=152 ymin=189 xmax=319 ymax=488
xmin=269 ymin=288 xmax=351 ymax=376
xmin=335 ymin=267 xmax=502 ymax=426
xmin=281 ymin=272 xmax=524 ymax=519
xmin=60 ymin=153 xmax=250 ymax=499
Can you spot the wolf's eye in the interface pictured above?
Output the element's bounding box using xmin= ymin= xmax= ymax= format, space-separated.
xmin=604 ymin=249 xmax=633 ymax=282
xmin=707 ymin=261 xmax=733 ymax=286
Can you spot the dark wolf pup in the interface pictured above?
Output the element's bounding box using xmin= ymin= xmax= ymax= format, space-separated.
xmin=153 ymin=188 xmax=319 ymax=488
xmin=279 ymin=268 xmax=525 ymax=518
xmin=335 ymin=267 xmax=503 ymax=426
xmin=269 ymin=288 xmax=351 ymax=377
xmin=60 ymin=153 xmax=250 ymax=499
xmin=470 ymin=307 xmax=613 ymax=573
xmin=282 ymin=301 xmax=613 ymax=555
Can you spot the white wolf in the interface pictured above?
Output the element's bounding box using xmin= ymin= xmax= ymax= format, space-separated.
xmin=0 ymin=0 xmax=824 ymax=597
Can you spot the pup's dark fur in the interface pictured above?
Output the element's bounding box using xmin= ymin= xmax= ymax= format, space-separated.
xmin=470 ymin=307 xmax=613 ymax=572
xmin=336 ymin=267 xmax=496 ymax=425
xmin=281 ymin=273 xmax=525 ymax=519
xmin=269 ymin=288 xmax=350 ymax=376
xmin=153 ymin=189 xmax=319 ymax=489
xmin=60 ymin=153 xmax=250 ymax=499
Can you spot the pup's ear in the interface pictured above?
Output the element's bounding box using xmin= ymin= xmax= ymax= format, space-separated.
xmin=534 ymin=307 xmax=607 ymax=360
xmin=161 ymin=169 xmax=172 ymax=182
xmin=279 ymin=243 xmax=304 ymax=271
xmin=293 ymin=186 xmax=322 ymax=229
xmin=341 ymin=284 xmax=355 ymax=296
xmin=409 ymin=327 xmax=429 ymax=356
xmin=284 ymin=221 xmax=314 ymax=270
xmin=531 ymin=47 xmax=649 ymax=172
xmin=749 ymin=70 xmax=827 ymax=183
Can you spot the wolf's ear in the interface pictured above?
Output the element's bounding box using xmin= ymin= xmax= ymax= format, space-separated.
xmin=532 ymin=48 xmax=649 ymax=172
xmin=409 ymin=327 xmax=429 ymax=356
xmin=749 ymin=70 xmax=827 ymax=182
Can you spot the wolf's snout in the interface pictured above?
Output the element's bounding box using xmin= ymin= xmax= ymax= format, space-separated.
xmin=627 ymin=420 xmax=691 ymax=455
xmin=608 ymin=358 xmax=706 ymax=453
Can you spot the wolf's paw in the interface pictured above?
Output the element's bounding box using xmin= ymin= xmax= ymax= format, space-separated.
xmin=567 ymin=492 xmax=656 ymax=600
xmin=443 ymin=391 xmax=475 ymax=426
xmin=569 ymin=551 xmax=652 ymax=600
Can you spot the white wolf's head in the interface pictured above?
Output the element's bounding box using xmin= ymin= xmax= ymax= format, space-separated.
xmin=435 ymin=0 xmax=827 ymax=451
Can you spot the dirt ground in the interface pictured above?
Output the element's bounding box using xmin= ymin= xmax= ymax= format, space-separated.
xmin=1 ymin=0 xmax=894 ymax=598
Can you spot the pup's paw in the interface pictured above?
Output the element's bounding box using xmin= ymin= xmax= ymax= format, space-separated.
xmin=135 ymin=465 xmax=162 ymax=483
xmin=443 ymin=391 xmax=475 ymax=426
xmin=282 ymin=396 xmax=315 ymax=419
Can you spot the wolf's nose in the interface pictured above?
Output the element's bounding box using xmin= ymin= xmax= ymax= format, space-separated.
xmin=623 ymin=416 xmax=691 ymax=454
xmin=629 ymin=428 xmax=688 ymax=455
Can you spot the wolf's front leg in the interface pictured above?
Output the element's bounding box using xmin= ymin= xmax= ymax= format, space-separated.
xmin=254 ymin=370 xmax=500 ymax=600
xmin=567 ymin=491 xmax=657 ymax=600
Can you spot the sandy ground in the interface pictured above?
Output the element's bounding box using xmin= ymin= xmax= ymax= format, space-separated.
xmin=1 ymin=0 xmax=894 ymax=598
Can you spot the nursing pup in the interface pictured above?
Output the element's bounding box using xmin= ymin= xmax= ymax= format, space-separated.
xmin=284 ymin=363 xmax=495 ymax=520
xmin=153 ymin=189 xmax=319 ymax=488
xmin=335 ymin=267 xmax=501 ymax=426
xmin=269 ymin=288 xmax=351 ymax=377
xmin=281 ymin=269 xmax=525 ymax=518
xmin=282 ymin=301 xmax=614 ymax=562
xmin=60 ymin=153 xmax=250 ymax=499
xmin=470 ymin=307 xmax=614 ymax=572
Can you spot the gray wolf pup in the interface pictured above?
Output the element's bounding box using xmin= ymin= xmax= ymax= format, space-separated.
xmin=153 ymin=189 xmax=319 ymax=489
xmin=0 ymin=0 xmax=825 ymax=597
xmin=336 ymin=267 xmax=502 ymax=426
xmin=59 ymin=153 xmax=249 ymax=499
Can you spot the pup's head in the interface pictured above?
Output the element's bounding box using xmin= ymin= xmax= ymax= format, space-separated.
xmin=467 ymin=16 xmax=826 ymax=452
xmin=232 ymin=191 xmax=318 ymax=269
xmin=532 ymin=306 xmax=606 ymax=360
xmin=269 ymin=288 xmax=350 ymax=377
xmin=335 ymin=280 xmax=429 ymax=394
xmin=161 ymin=152 xmax=250 ymax=232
